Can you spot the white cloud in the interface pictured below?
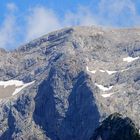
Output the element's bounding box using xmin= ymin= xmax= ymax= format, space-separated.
xmin=24 ymin=0 xmax=140 ymax=42
xmin=25 ymin=7 xmax=61 ymax=41
xmin=25 ymin=6 xmax=96 ymax=41
xmin=0 ymin=5 xmax=18 ymax=49
xmin=64 ymin=6 xmax=96 ymax=26
xmin=0 ymin=16 xmax=16 ymax=49
xmin=0 ymin=1 xmax=140 ymax=49
xmin=98 ymin=0 xmax=140 ymax=26
xmin=6 ymin=3 xmax=17 ymax=12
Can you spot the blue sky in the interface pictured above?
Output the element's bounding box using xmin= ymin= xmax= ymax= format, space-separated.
xmin=0 ymin=0 xmax=140 ymax=50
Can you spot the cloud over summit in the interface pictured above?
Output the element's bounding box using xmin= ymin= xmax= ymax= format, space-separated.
xmin=0 ymin=0 xmax=140 ymax=49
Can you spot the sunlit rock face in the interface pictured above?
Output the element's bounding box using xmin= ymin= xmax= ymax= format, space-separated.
xmin=0 ymin=26 xmax=140 ymax=140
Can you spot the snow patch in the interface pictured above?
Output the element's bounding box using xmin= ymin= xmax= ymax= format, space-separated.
xmin=121 ymin=68 xmax=130 ymax=72
xmin=86 ymin=66 xmax=117 ymax=75
xmin=123 ymin=56 xmax=139 ymax=63
xmin=99 ymin=70 xmax=105 ymax=73
xmin=0 ymin=80 xmax=24 ymax=88
xmin=12 ymin=81 xmax=35 ymax=95
xmin=86 ymin=66 xmax=96 ymax=74
xmin=86 ymin=66 xmax=128 ymax=76
xmin=100 ymin=69 xmax=117 ymax=75
xmin=106 ymin=70 xmax=117 ymax=75
xmin=0 ymin=80 xmax=35 ymax=96
xmin=101 ymin=93 xmax=114 ymax=98
xmin=95 ymin=83 xmax=113 ymax=91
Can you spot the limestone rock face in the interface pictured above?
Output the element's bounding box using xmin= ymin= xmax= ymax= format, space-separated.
xmin=0 ymin=26 xmax=140 ymax=140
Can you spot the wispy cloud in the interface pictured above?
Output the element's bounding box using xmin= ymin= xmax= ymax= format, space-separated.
xmin=6 ymin=2 xmax=18 ymax=12
xmin=64 ymin=6 xmax=96 ymax=26
xmin=25 ymin=7 xmax=61 ymax=41
xmin=98 ymin=0 xmax=140 ymax=26
xmin=23 ymin=1 xmax=140 ymax=43
xmin=25 ymin=6 xmax=96 ymax=41
xmin=0 ymin=3 xmax=18 ymax=49
xmin=0 ymin=1 xmax=140 ymax=49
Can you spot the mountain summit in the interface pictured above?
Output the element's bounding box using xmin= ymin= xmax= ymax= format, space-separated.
xmin=0 ymin=26 xmax=140 ymax=140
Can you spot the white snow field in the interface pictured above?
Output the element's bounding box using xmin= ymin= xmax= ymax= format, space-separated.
xmin=86 ymin=66 xmax=96 ymax=74
xmin=101 ymin=93 xmax=115 ymax=98
xmin=95 ymin=83 xmax=113 ymax=91
xmin=123 ymin=56 xmax=139 ymax=63
xmin=106 ymin=70 xmax=117 ymax=75
xmin=0 ymin=80 xmax=34 ymax=99
xmin=86 ymin=66 xmax=117 ymax=75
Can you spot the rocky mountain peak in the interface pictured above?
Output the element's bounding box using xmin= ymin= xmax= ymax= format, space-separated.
xmin=0 ymin=26 xmax=140 ymax=140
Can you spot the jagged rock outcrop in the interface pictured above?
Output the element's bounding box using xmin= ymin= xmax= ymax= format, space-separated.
xmin=0 ymin=26 xmax=140 ymax=140
xmin=90 ymin=113 xmax=140 ymax=140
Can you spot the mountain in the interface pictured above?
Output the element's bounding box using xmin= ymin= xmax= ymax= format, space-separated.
xmin=90 ymin=113 xmax=140 ymax=140
xmin=0 ymin=26 xmax=140 ymax=140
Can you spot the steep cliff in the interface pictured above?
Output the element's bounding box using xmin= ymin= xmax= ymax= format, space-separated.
xmin=0 ymin=26 xmax=140 ymax=140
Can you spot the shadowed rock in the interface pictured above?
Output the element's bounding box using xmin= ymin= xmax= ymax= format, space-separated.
xmin=90 ymin=113 xmax=140 ymax=140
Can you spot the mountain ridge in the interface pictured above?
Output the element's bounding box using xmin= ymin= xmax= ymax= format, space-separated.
xmin=0 ymin=26 xmax=140 ymax=140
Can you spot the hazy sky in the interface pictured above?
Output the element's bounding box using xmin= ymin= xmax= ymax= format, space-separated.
xmin=0 ymin=0 xmax=140 ymax=50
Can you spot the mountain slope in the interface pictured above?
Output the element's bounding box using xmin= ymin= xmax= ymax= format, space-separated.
xmin=90 ymin=113 xmax=140 ymax=140
xmin=0 ymin=26 xmax=140 ymax=140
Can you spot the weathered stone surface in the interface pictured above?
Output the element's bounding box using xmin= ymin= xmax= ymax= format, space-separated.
xmin=0 ymin=26 xmax=140 ymax=140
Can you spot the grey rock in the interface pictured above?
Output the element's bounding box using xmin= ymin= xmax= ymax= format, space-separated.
xmin=0 ymin=26 xmax=140 ymax=140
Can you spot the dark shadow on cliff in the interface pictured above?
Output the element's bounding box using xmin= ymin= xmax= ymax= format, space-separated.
xmin=0 ymin=110 xmax=16 ymax=140
xmin=33 ymin=67 xmax=60 ymax=140
xmin=90 ymin=113 xmax=140 ymax=140
xmin=33 ymin=69 xmax=100 ymax=140
xmin=58 ymin=72 xmax=100 ymax=140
